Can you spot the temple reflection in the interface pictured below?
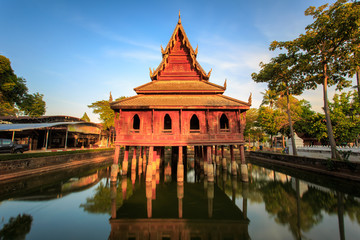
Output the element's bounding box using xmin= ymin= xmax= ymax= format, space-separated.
xmin=109 ymin=166 xmax=250 ymax=240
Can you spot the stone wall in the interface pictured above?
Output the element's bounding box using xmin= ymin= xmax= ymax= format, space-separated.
xmin=296 ymin=146 xmax=360 ymax=162
xmin=0 ymin=150 xmax=114 ymax=174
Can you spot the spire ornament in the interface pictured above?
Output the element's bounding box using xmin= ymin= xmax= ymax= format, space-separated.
xmin=248 ymin=93 xmax=252 ymax=105
xmin=178 ymin=10 xmax=181 ymax=24
xmin=224 ymin=79 xmax=227 ymax=89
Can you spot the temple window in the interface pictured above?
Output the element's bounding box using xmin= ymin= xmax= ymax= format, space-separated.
xmin=163 ymin=114 xmax=172 ymax=132
xmin=190 ymin=114 xmax=200 ymax=133
xmin=220 ymin=113 xmax=230 ymax=132
xmin=132 ymin=114 xmax=140 ymax=132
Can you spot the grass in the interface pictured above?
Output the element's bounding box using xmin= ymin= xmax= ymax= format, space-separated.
xmin=0 ymin=148 xmax=114 ymax=161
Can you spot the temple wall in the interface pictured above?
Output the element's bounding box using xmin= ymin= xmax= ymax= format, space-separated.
xmin=115 ymin=109 xmax=245 ymax=146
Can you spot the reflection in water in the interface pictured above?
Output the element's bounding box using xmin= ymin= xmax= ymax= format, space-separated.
xmin=0 ymin=214 xmax=33 ymax=240
xmin=109 ymin=164 xmax=250 ymax=240
xmin=247 ymin=164 xmax=360 ymax=240
xmin=1 ymin=153 xmax=360 ymax=239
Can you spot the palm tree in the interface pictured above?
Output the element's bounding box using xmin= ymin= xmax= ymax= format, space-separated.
xmin=260 ymin=89 xmax=279 ymax=109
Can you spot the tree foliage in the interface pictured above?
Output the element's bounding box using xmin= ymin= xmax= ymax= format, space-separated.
xmin=252 ymin=53 xmax=308 ymax=155
xmin=269 ymin=0 xmax=360 ymax=159
xmin=0 ymin=55 xmax=45 ymax=116
xmin=329 ymin=91 xmax=360 ymax=144
xmin=88 ymin=96 xmax=126 ymax=129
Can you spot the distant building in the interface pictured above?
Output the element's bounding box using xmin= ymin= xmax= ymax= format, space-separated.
xmin=0 ymin=115 xmax=103 ymax=150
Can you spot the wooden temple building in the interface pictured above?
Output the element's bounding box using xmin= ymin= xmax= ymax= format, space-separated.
xmin=110 ymin=14 xmax=251 ymax=181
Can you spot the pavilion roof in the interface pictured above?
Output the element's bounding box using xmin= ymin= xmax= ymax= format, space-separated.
xmin=134 ymin=80 xmax=225 ymax=94
xmin=110 ymin=94 xmax=250 ymax=110
xmin=149 ymin=14 xmax=211 ymax=81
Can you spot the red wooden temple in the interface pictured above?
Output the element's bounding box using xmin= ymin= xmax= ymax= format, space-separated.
xmin=110 ymin=14 xmax=250 ymax=181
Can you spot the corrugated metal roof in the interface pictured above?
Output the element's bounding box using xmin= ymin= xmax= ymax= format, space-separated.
xmin=0 ymin=122 xmax=97 ymax=132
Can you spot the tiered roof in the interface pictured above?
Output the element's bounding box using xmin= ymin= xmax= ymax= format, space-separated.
xmin=111 ymin=14 xmax=251 ymax=110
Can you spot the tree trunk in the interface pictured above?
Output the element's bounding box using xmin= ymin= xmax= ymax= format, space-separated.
xmin=287 ymin=93 xmax=297 ymax=156
xmin=248 ymin=133 xmax=251 ymax=148
xmin=323 ymin=63 xmax=342 ymax=160
xmin=356 ymin=68 xmax=360 ymax=101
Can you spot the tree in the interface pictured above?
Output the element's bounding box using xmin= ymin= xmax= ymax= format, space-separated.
xmin=88 ymin=95 xmax=126 ymax=130
xmin=244 ymin=108 xmax=266 ymax=148
xmin=260 ymin=89 xmax=279 ymax=109
xmin=329 ymin=91 xmax=360 ymax=144
xmin=18 ymin=92 xmax=46 ymax=117
xmin=270 ymin=0 xmax=360 ymax=159
xmin=294 ymin=102 xmax=328 ymax=144
xmin=0 ymin=55 xmax=46 ymax=116
xmin=81 ymin=112 xmax=91 ymax=122
xmin=257 ymin=106 xmax=286 ymax=149
xmin=252 ymin=53 xmax=307 ymax=155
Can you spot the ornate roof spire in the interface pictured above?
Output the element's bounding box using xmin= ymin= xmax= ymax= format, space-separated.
xmin=178 ymin=10 xmax=181 ymax=24
xmin=248 ymin=92 xmax=252 ymax=106
xmin=109 ymin=91 xmax=113 ymax=102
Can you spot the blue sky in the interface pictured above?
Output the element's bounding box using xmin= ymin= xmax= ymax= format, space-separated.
xmin=1 ymin=0 xmax=349 ymax=122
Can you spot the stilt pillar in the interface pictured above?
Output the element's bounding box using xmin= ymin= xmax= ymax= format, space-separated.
xmin=207 ymin=146 xmax=214 ymax=182
xmin=138 ymin=147 xmax=143 ymax=174
xmin=114 ymin=146 xmax=120 ymax=164
xmin=152 ymin=147 xmax=157 ymax=175
xmin=146 ymin=146 xmax=154 ymax=182
xmin=156 ymin=147 xmax=161 ymax=170
xmin=221 ymin=146 xmax=227 ymax=170
xmin=240 ymin=144 xmax=248 ymax=182
xmin=131 ymin=147 xmax=137 ymax=171
xmin=230 ymin=145 xmax=237 ymax=175
xmin=122 ymin=146 xmax=129 ymax=175
xmin=177 ymin=146 xmax=184 ymax=182
xmin=215 ymin=145 xmax=220 ymax=166
xmin=143 ymin=146 xmax=147 ymax=171
xmin=203 ymin=146 xmax=207 ymax=175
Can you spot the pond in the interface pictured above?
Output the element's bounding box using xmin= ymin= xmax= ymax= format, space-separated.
xmin=0 ymin=156 xmax=360 ymax=240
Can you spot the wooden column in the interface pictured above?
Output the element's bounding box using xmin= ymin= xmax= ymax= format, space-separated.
xmin=207 ymin=145 xmax=214 ymax=182
xmin=146 ymin=146 xmax=154 ymax=182
xmin=230 ymin=145 xmax=237 ymax=175
xmin=240 ymin=144 xmax=248 ymax=182
xmin=113 ymin=145 xmax=120 ymax=164
xmin=142 ymin=146 xmax=147 ymax=170
xmin=215 ymin=145 xmax=220 ymax=165
xmin=122 ymin=146 xmax=129 ymax=175
xmin=177 ymin=146 xmax=184 ymax=182
xmin=131 ymin=146 xmax=137 ymax=171
xmin=221 ymin=145 xmax=227 ymax=170
xmin=138 ymin=146 xmax=143 ymax=174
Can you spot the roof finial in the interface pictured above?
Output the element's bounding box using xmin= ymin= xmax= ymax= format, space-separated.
xmin=248 ymin=92 xmax=252 ymax=105
xmin=178 ymin=10 xmax=181 ymax=24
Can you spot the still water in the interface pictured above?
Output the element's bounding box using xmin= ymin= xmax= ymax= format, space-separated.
xmin=0 ymin=157 xmax=360 ymax=240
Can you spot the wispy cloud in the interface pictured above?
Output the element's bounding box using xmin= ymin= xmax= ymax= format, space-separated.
xmin=72 ymin=16 xmax=159 ymax=51
xmin=104 ymin=49 xmax=160 ymax=62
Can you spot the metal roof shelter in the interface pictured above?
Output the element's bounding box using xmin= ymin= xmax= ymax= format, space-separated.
xmin=0 ymin=120 xmax=102 ymax=150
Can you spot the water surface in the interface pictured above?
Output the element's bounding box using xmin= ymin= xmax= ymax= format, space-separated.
xmin=0 ymin=157 xmax=359 ymax=240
